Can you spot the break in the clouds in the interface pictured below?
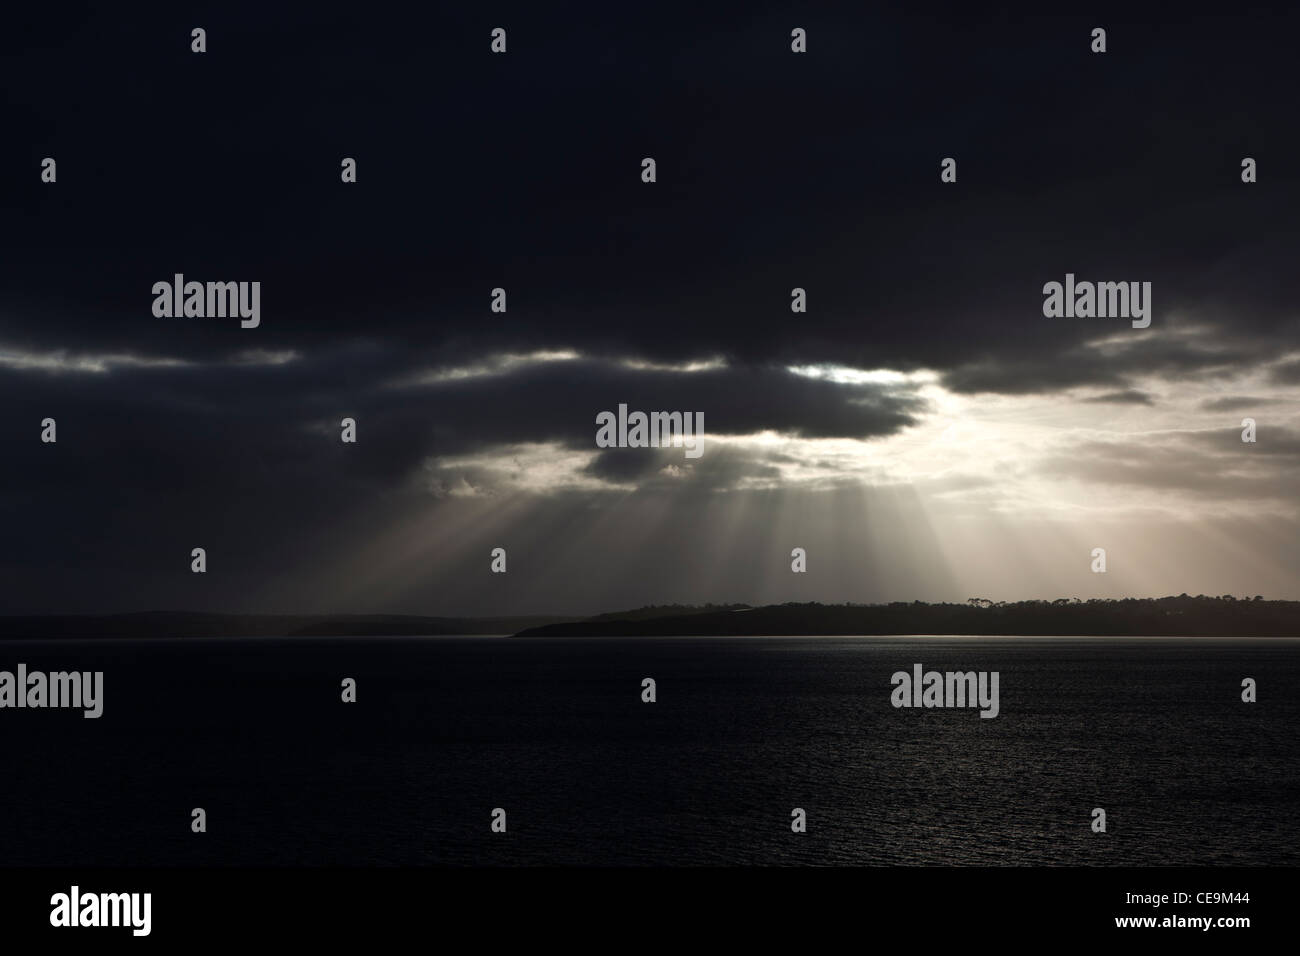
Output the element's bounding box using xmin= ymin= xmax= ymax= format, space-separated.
xmin=2 ymin=4 xmax=1298 ymax=614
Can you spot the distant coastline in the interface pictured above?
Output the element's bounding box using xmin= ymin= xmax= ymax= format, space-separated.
xmin=0 ymin=596 xmax=1297 ymax=639
xmin=515 ymin=596 xmax=1300 ymax=638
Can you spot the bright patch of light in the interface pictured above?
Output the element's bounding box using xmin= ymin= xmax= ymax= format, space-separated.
xmin=787 ymin=364 xmax=938 ymax=386
xmin=399 ymin=350 xmax=581 ymax=385
xmin=422 ymin=441 xmax=608 ymax=496
xmin=618 ymin=356 xmax=727 ymax=373
xmin=232 ymin=348 xmax=299 ymax=366
xmin=0 ymin=347 xmax=191 ymax=374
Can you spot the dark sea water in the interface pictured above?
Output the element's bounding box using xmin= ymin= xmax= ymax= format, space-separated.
xmin=1 ymin=636 xmax=1296 ymax=866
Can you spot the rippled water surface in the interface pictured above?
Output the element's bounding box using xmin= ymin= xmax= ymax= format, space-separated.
xmin=2 ymin=636 xmax=1295 ymax=865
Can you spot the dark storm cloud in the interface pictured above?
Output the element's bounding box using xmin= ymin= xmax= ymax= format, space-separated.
xmin=4 ymin=4 xmax=1298 ymax=376
xmin=583 ymin=447 xmax=675 ymax=484
xmin=940 ymin=325 xmax=1273 ymax=396
xmin=583 ymin=442 xmax=787 ymax=490
xmin=393 ymin=359 xmax=927 ymax=454
xmin=0 ymin=343 xmax=924 ymax=485
xmin=1200 ymin=395 xmax=1283 ymax=412
xmin=1270 ymin=360 xmax=1300 ymax=385
xmin=1082 ymin=390 xmax=1155 ymax=405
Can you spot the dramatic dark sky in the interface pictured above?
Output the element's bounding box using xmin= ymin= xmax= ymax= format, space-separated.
xmin=2 ymin=3 xmax=1297 ymax=615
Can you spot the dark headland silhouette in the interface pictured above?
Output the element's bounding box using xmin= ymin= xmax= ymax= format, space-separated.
xmin=516 ymin=596 xmax=1299 ymax=637
xmin=0 ymin=596 xmax=1298 ymax=638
